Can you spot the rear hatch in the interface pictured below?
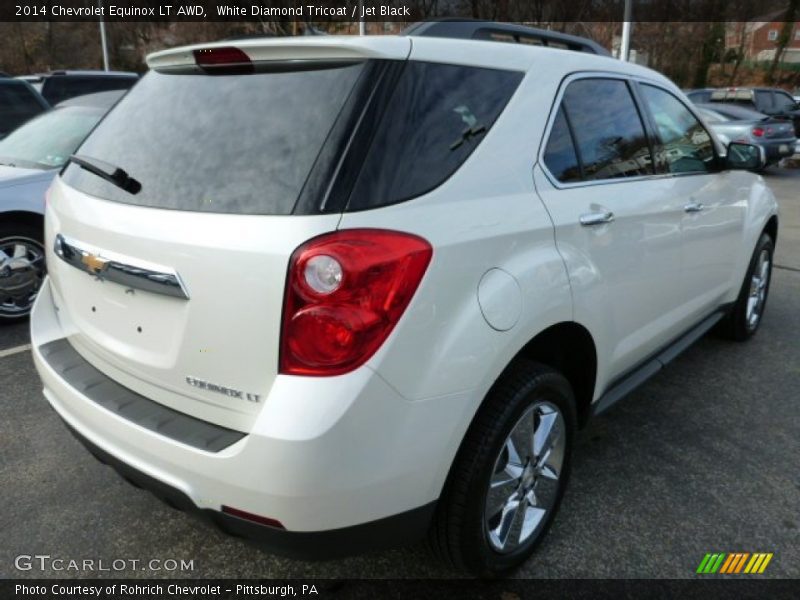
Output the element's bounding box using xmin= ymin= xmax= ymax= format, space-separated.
xmin=44 ymin=38 xmax=410 ymax=432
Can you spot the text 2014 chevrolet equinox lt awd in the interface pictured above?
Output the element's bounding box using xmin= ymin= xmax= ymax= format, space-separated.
xmin=31 ymin=25 xmax=778 ymax=576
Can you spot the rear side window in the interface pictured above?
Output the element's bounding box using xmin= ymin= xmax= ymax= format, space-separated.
xmin=754 ymin=90 xmax=773 ymax=111
xmin=62 ymin=63 xmax=366 ymax=215
xmin=552 ymin=78 xmax=653 ymax=181
xmin=346 ymin=62 xmax=522 ymax=210
xmin=0 ymin=83 xmax=47 ymax=136
xmin=639 ymin=85 xmax=714 ymax=174
xmin=42 ymin=76 xmax=137 ymax=105
xmin=543 ymin=107 xmax=581 ymax=182
xmin=773 ymin=91 xmax=796 ymax=112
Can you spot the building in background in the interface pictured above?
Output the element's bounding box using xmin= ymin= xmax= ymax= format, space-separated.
xmin=726 ymin=10 xmax=800 ymax=64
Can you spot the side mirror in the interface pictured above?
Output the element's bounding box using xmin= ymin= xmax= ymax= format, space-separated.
xmin=726 ymin=141 xmax=766 ymax=171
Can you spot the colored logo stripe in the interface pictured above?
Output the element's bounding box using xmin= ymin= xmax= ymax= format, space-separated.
xmin=697 ymin=552 xmax=773 ymax=574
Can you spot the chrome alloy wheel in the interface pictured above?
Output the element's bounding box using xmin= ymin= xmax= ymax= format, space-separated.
xmin=0 ymin=236 xmax=46 ymax=318
xmin=484 ymin=401 xmax=565 ymax=553
xmin=746 ymin=249 xmax=770 ymax=330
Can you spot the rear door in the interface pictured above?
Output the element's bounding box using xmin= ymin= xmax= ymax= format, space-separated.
xmin=533 ymin=75 xmax=686 ymax=381
xmin=44 ymin=47 xmax=402 ymax=432
xmin=636 ymin=83 xmax=744 ymax=318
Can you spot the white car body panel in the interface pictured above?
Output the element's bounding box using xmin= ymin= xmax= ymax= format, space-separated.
xmin=31 ymin=35 xmax=780 ymax=539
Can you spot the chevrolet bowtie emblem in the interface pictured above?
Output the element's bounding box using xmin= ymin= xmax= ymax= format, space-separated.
xmin=81 ymin=252 xmax=110 ymax=274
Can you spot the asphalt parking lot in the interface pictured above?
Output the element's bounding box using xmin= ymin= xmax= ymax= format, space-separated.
xmin=1 ymin=168 xmax=798 ymax=580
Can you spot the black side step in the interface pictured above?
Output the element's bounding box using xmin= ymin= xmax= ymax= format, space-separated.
xmin=591 ymin=310 xmax=726 ymax=417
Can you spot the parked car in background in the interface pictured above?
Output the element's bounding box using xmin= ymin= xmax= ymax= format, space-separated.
xmin=684 ymin=88 xmax=717 ymax=103
xmin=708 ymin=87 xmax=800 ymax=137
xmin=0 ymin=90 xmax=124 ymax=321
xmin=694 ymin=103 xmax=796 ymax=167
xmin=15 ymin=74 xmax=45 ymax=92
xmin=35 ymin=71 xmax=138 ymax=106
xmin=0 ymin=78 xmax=49 ymax=140
xmin=31 ymin=26 xmax=778 ymax=577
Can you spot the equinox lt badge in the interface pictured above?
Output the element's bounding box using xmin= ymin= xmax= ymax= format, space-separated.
xmin=185 ymin=376 xmax=261 ymax=403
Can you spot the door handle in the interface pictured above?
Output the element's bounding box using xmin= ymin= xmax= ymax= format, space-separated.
xmin=579 ymin=210 xmax=615 ymax=226
xmin=684 ymin=201 xmax=705 ymax=213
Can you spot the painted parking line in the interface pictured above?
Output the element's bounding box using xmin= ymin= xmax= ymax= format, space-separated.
xmin=0 ymin=343 xmax=32 ymax=359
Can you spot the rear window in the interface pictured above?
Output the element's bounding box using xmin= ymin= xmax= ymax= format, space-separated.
xmin=0 ymin=82 xmax=47 ymax=136
xmin=41 ymin=76 xmax=137 ymax=105
xmin=346 ymin=62 xmax=522 ymax=210
xmin=62 ymin=63 xmax=366 ymax=215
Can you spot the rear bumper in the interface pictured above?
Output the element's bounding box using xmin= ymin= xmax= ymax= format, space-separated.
xmin=62 ymin=417 xmax=436 ymax=560
xmin=761 ymin=139 xmax=797 ymax=162
xmin=31 ymin=277 xmax=470 ymax=558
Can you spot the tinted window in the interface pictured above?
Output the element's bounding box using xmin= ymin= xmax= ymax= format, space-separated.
xmin=773 ymin=91 xmax=796 ymax=112
xmin=62 ymin=63 xmax=366 ymax=215
xmin=346 ymin=62 xmax=522 ymax=210
xmin=561 ymin=79 xmax=653 ymax=181
xmin=543 ymin=106 xmax=581 ymax=182
xmin=0 ymin=106 xmax=103 ymax=169
xmin=0 ymin=83 xmax=47 ymax=136
xmin=640 ymin=85 xmax=714 ymax=174
xmin=754 ymin=90 xmax=773 ymax=111
xmin=42 ymin=76 xmax=137 ymax=105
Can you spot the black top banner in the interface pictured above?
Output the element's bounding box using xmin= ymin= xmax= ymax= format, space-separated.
xmin=2 ymin=0 xmax=796 ymax=23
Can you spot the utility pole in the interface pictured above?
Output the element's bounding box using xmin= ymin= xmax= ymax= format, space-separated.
xmin=98 ymin=0 xmax=109 ymax=70
xmin=620 ymin=0 xmax=632 ymax=61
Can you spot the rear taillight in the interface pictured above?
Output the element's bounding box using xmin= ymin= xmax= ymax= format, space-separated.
xmin=193 ymin=47 xmax=253 ymax=74
xmin=280 ymin=229 xmax=432 ymax=376
xmin=751 ymin=127 xmax=765 ymax=137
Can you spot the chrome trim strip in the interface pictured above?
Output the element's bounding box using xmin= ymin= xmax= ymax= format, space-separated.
xmin=53 ymin=233 xmax=190 ymax=300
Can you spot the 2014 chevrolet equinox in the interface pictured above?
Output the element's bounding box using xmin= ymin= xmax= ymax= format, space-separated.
xmin=31 ymin=28 xmax=778 ymax=576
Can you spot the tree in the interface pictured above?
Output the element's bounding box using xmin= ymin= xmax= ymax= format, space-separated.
xmin=768 ymin=0 xmax=799 ymax=83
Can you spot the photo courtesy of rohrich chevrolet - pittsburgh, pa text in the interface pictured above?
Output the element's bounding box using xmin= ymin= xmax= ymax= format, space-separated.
xmin=0 ymin=0 xmax=798 ymax=598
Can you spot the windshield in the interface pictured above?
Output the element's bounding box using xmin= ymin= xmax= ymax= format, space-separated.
xmin=62 ymin=63 xmax=366 ymax=215
xmin=0 ymin=106 xmax=104 ymax=169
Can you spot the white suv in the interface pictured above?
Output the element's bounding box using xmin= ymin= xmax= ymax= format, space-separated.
xmin=31 ymin=26 xmax=778 ymax=577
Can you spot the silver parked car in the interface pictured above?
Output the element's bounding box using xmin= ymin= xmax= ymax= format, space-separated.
xmin=694 ymin=103 xmax=797 ymax=166
xmin=0 ymin=90 xmax=124 ymax=321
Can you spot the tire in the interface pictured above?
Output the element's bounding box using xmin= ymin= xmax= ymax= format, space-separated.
xmin=719 ymin=232 xmax=774 ymax=341
xmin=0 ymin=219 xmax=46 ymax=323
xmin=429 ymin=359 xmax=576 ymax=577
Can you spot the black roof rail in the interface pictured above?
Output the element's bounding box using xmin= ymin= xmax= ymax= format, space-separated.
xmin=403 ymin=19 xmax=611 ymax=56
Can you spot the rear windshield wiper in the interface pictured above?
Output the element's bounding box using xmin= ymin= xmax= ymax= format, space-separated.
xmin=68 ymin=154 xmax=141 ymax=194
xmin=449 ymin=125 xmax=487 ymax=151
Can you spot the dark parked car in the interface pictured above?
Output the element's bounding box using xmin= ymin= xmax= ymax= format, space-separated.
xmin=35 ymin=70 xmax=138 ymax=106
xmin=708 ymin=87 xmax=800 ymax=136
xmin=0 ymin=78 xmax=49 ymax=139
xmin=694 ymin=103 xmax=796 ymax=167
xmin=0 ymin=90 xmax=125 ymax=321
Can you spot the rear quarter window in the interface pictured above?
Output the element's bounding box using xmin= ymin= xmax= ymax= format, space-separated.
xmin=345 ymin=61 xmax=523 ymax=210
